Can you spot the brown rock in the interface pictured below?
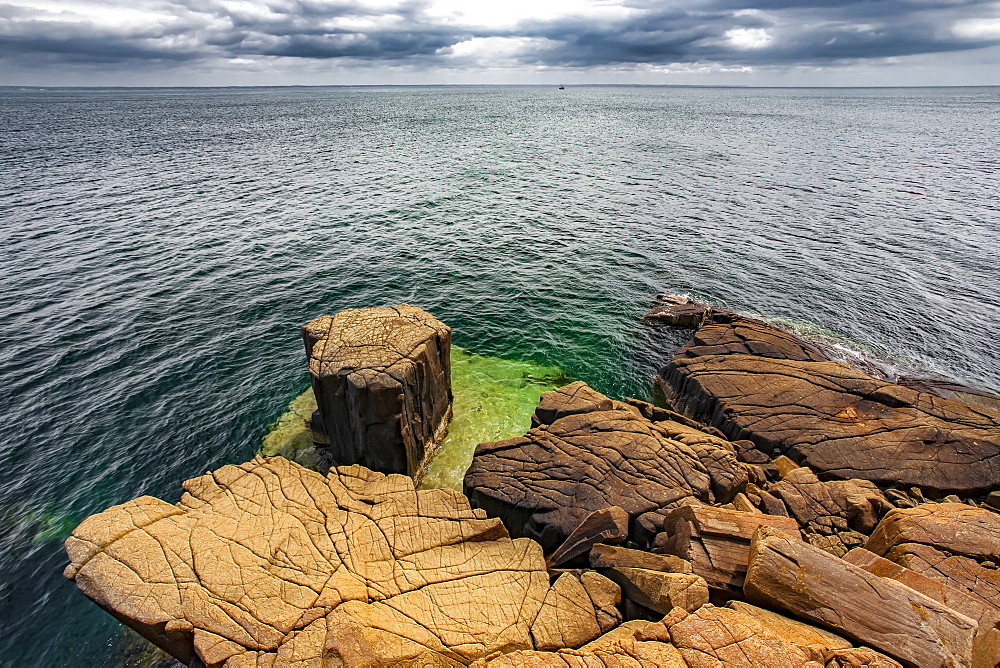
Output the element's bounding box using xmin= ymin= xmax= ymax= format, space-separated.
xmin=546 ymin=506 xmax=629 ymax=568
xmin=745 ymin=526 xmax=978 ymax=667
xmin=725 ymin=600 xmax=853 ymax=651
xmin=464 ymin=383 xmax=750 ymax=552
xmin=866 ymin=503 xmax=1000 ymax=561
xmin=472 ymin=621 xmax=687 ymax=667
xmin=602 ymin=568 xmax=708 ymax=615
xmin=531 ymin=572 xmax=620 ymax=651
xmin=656 ymin=313 xmax=1000 ymax=495
xmin=768 ymin=467 xmax=892 ymax=536
xmin=644 ymin=294 xmax=711 ymax=327
xmin=887 ymin=542 xmax=1000 ymax=612
xmin=987 ymin=490 xmax=1000 ymax=510
xmin=845 ymin=548 xmax=1000 ymax=668
xmin=302 ymin=304 xmax=452 ymax=477
xmin=732 ymin=492 xmax=763 ymax=514
xmin=530 ymin=381 xmax=614 ymax=428
xmin=654 ymin=504 xmax=801 ymax=597
xmin=646 ymin=603 xmax=900 ymax=668
xmin=772 ymin=455 xmax=802 ymax=478
xmin=64 ymin=457 xmax=618 ymax=666
xmin=589 ymin=543 xmax=693 ymax=573
xmin=477 ymin=604 xmax=899 ymax=667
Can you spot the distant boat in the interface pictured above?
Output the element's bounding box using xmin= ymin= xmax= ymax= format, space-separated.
xmin=558 ymin=86 xmax=565 ymax=90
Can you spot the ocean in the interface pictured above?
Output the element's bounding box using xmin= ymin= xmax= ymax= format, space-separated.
xmin=1 ymin=85 xmax=998 ymax=665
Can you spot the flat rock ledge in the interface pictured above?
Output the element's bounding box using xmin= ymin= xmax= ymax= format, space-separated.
xmin=303 ymin=304 xmax=452 ymax=477
xmin=655 ymin=307 xmax=1000 ymax=495
xmin=464 ymin=381 xmax=752 ymax=552
xmin=64 ymin=456 xmax=621 ymax=667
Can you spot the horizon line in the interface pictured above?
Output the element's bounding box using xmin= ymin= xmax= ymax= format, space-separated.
xmin=3 ymin=83 xmax=1000 ymax=90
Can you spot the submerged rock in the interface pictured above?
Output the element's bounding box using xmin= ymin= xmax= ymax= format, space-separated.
xmin=64 ymin=457 xmax=620 ymax=666
xmin=303 ymin=304 xmax=452 ymax=477
xmin=656 ymin=310 xmax=1000 ymax=495
xmin=464 ymin=381 xmax=750 ymax=552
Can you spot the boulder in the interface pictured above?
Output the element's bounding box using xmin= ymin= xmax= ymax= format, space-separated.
xmin=653 ymin=505 xmax=801 ymax=598
xmin=464 ymin=383 xmax=749 ymax=552
xmin=303 ymin=304 xmax=452 ymax=477
xmin=845 ymin=548 xmax=1000 ymax=668
xmin=602 ymin=568 xmax=708 ymax=615
xmin=745 ymin=527 xmax=978 ymax=667
xmin=864 ymin=505 xmax=1000 ymax=666
xmin=475 ymin=607 xmax=900 ymax=667
xmin=643 ymin=294 xmax=711 ymax=328
xmin=545 ymin=506 xmax=629 ymax=568
xmin=866 ymin=503 xmax=1000 ymax=561
xmin=589 ymin=544 xmax=693 ymax=574
xmin=64 ymin=457 xmax=620 ymax=666
xmin=766 ymin=467 xmax=893 ymax=535
xmin=471 ymin=621 xmax=688 ymax=667
xmin=885 ymin=543 xmax=1000 ymax=613
xmin=644 ymin=604 xmax=900 ymax=667
xmin=656 ymin=312 xmax=1000 ymax=495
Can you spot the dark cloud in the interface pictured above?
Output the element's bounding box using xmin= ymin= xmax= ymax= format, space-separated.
xmin=0 ymin=0 xmax=998 ymax=77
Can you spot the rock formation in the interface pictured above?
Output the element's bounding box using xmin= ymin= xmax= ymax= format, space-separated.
xmin=473 ymin=603 xmax=901 ymax=667
xmin=64 ymin=297 xmax=1000 ymax=667
xmin=64 ymin=457 xmax=620 ymax=666
xmin=655 ymin=308 xmax=1000 ymax=495
xmin=653 ymin=505 xmax=802 ymax=599
xmin=745 ymin=526 xmax=979 ymax=667
xmin=303 ymin=304 xmax=452 ymax=477
xmin=464 ymin=381 xmax=751 ymax=552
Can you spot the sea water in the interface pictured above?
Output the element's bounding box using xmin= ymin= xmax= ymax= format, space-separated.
xmin=1 ymin=85 xmax=998 ymax=665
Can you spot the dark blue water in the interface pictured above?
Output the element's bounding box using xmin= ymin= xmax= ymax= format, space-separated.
xmin=1 ymin=85 xmax=998 ymax=666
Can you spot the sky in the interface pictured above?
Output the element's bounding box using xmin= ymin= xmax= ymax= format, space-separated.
xmin=1 ymin=0 xmax=999 ymax=86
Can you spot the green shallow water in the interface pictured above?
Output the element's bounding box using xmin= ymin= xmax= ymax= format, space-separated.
xmin=262 ymin=346 xmax=571 ymax=491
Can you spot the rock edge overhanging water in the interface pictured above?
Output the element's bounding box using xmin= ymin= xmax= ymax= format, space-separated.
xmin=64 ymin=299 xmax=1000 ymax=667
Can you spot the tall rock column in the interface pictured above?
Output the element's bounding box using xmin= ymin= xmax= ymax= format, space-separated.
xmin=303 ymin=304 xmax=452 ymax=477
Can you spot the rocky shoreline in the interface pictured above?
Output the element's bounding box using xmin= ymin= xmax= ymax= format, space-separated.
xmin=65 ymin=300 xmax=1000 ymax=667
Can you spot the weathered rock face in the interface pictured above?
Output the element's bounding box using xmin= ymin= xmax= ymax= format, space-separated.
xmin=865 ymin=503 xmax=1000 ymax=561
xmin=653 ymin=504 xmax=802 ymax=598
xmin=846 ymin=548 xmax=1000 ymax=668
xmin=656 ymin=311 xmax=1000 ymax=495
xmin=303 ymin=304 xmax=452 ymax=477
xmin=464 ymin=381 xmax=750 ymax=552
xmin=766 ymin=468 xmax=892 ymax=536
xmin=475 ymin=604 xmax=900 ymax=667
xmin=745 ymin=527 xmax=979 ymax=667
xmin=864 ymin=502 xmax=1000 ymax=668
xmin=64 ymin=457 xmax=620 ymax=667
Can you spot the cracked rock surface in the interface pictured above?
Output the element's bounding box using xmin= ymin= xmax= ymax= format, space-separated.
xmin=64 ymin=457 xmax=619 ymax=667
xmin=657 ymin=311 xmax=1000 ymax=495
xmin=464 ymin=381 xmax=750 ymax=552
xmin=303 ymin=304 xmax=452 ymax=477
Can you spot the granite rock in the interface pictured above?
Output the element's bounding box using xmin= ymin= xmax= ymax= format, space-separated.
xmin=65 ymin=457 xmax=619 ymax=667
xmin=745 ymin=527 xmax=978 ymax=667
xmin=656 ymin=312 xmax=1000 ymax=495
xmin=465 ymin=382 xmax=749 ymax=552
xmin=303 ymin=304 xmax=452 ymax=477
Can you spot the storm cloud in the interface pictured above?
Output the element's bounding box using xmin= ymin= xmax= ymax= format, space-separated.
xmin=1 ymin=0 xmax=999 ymax=84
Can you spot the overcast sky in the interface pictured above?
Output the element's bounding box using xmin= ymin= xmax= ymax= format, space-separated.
xmin=2 ymin=0 xmax=999 ymax=86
